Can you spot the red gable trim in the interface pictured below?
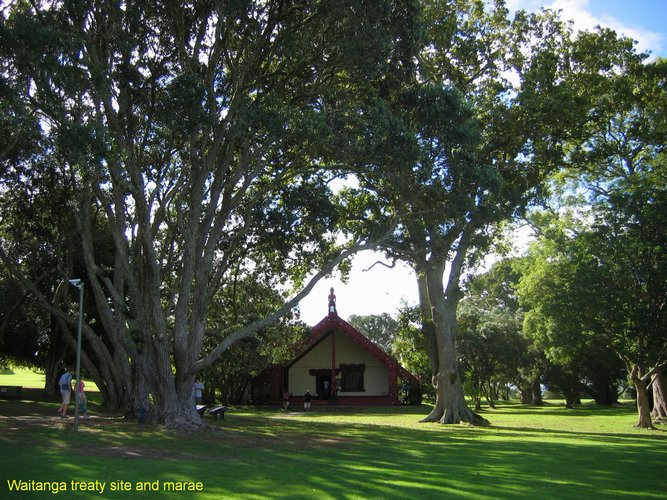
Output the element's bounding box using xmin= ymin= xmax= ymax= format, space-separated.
xmin=289 ymin=315 xmax=420 ymax=386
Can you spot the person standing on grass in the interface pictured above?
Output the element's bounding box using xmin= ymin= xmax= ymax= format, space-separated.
xmin=77 ymin=375 xmax=88 ymax=418
xmin=282 ymin=390 xmax=290 ymax=410
xmin=58 ymin=368 xmax=73 ymax=418
xmin=193 ymin=378 xmax=205 ymax=406
xmin=304 ymin=389 xmax=312 ymax=411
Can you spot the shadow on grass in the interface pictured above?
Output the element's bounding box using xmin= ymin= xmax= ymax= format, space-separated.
xmin=483 ymin=401 xmax=638 ymax=418
xmin=214 ymin=410 xmax=666 ymax=499
xmin=485 ymin=424 xmax=666 ymax=444
xmin=2 ymin=400 xmax=666 ymax=499
xmin=0 ymin=389 xmax=107 ymax=419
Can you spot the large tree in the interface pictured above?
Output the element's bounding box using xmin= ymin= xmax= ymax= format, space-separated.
xmin=519 ymin=183 xmax=666 ymax=427
xmin=517 ymin=218 xmax=627 ymax=408
xmin=340 ymin=1 xmax=594 ymax=425
xmin=0 ymin=0 xmax=410 ymax=428
xmin=522 ymin=51 xmax=667 ymax=427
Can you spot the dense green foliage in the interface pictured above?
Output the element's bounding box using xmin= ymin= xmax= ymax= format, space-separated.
xmin=335 ymin=0 xmax=643 ymax=425
xmin=517 ymin=55 xmax=667 ymax=427
xmin=200 ymin=279 xmax=309 ymax=405
xmin=457 ymin=261 xmax=526 ymax=410
xmin=0 ymin=0 xmax=413 ymax=427
xmin=1 ymin=0 xmax=665 ymax=430
xmin=348 ymin=313 xmax=398 ymax=353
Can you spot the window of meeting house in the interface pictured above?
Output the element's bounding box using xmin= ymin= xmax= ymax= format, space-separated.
xmin=341 ymin=364 xmax=365 ymax=392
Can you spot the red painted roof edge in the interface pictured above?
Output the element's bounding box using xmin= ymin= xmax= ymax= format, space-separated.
xmin=295 ymin=314 xmax=420 ymax=386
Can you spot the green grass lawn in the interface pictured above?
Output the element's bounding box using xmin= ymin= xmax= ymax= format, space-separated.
xmin=0 ymin=366 xmax=49 ymax=389
xmin=1 ymin=372 xmax=665 ymax=499
xmin=0 ymin=366 xmax=100 ymax=392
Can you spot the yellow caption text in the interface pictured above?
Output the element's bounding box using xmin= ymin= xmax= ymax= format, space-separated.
xmin=7 ymin=479 xmax=204 ymax=494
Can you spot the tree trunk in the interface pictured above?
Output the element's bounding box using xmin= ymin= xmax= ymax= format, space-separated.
xmin=563 ymin=391 xmax=577 ymax=409
xmin=591 ymin=377 xmax=618 ymax=406
xmin=531 ymin=379 xmax=543 ymax=406
xmin=43 ymin=316 xmax=67 ymax=399
xmin=159 ymin=397 xmax=203 ymax=431
xmin=631 ymin=365 xmax=655 ymax=429
xmin=44 ymin=351 xmax=65 ymax=398
xmin=141 ymin=353 xmax=202 ymax=430
xmin=489 ymin=383 xmax=499 ymax=402
xmin=501 ymin=385 xmax=510 ymax=401
xmin=421 ymin=370 xmax=488 ymax=425
xmin=419 ymin=263 xmax=489 ymax=426
xmin=519 ymin=375 xmax=543 ymax=405
xmin=520 ymin=387 xmax=532 ymax=404
xmin=485 ymin=384 xmax=496 ymax=409
xmin=651 ymin=371 xmax=667 ymax=422
xmin=634 ymin=380 xmax=654 ymax=429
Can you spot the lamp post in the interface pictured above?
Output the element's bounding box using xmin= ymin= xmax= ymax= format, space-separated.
xmin=69 ymin=279 xmax=84 ymax=432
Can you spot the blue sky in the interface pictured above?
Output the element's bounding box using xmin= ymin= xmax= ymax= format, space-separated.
xmin=297 ymin=0 xmax=666 ymax=325
xmin=508 ymin=0 xmax=667 ymax=57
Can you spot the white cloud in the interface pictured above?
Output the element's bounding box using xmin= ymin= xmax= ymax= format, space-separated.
xmin=506 ymin=0 xmax=664 ymax=57
xmin=550 ymin=0 xmax=662 ymax=55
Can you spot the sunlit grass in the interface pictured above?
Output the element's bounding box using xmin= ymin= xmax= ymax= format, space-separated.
xmin=0 ymin=366 xmax=99 ymax=392
xmin=1 ymin=383 xmax=665 ymax=499
xmin=0 ymin=366 xmax=48 ymax=389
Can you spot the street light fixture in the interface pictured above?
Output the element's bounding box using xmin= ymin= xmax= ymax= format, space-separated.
xmin=69 ymin=279 xmax=84 ymax=432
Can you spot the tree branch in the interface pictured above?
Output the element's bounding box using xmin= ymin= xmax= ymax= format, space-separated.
xmin=363 ymin=258 xmax=397 ymax=272
xmin=192 ymin=232 xmax=392 ymax=372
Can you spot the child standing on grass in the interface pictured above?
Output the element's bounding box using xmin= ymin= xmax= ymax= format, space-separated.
xmin=77 ymin=375 xmax=88 ymax=418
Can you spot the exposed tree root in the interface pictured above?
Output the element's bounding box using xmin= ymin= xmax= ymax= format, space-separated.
xmin=419 ymin=404 xmax=490 ymax=426
xmin=160 ymin=405 xmax=207 ymax=432
xmin=634 ymin=422 xmax=658 ymax=431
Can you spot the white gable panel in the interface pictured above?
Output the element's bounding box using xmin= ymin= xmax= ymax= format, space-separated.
xmin=288 ymin=333 xmax=389 ymax=396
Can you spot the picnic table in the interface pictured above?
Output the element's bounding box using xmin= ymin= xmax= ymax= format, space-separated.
xmin=195 ymin=405 xmax=229 ymax=420
xmin=0 ymin=386 xmax=23 ymax=399
xmin=208 ymin=406 xmax=228 ymax=420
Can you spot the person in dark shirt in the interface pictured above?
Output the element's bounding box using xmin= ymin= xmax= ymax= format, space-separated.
xmin=303 ymin=389 xmax=312 ymax=411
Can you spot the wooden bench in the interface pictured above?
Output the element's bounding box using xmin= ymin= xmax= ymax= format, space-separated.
xmin=208 ymin=406 xmax=228 ymax=421
xmin=0 ymin=386 xmax=23 ymax=399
